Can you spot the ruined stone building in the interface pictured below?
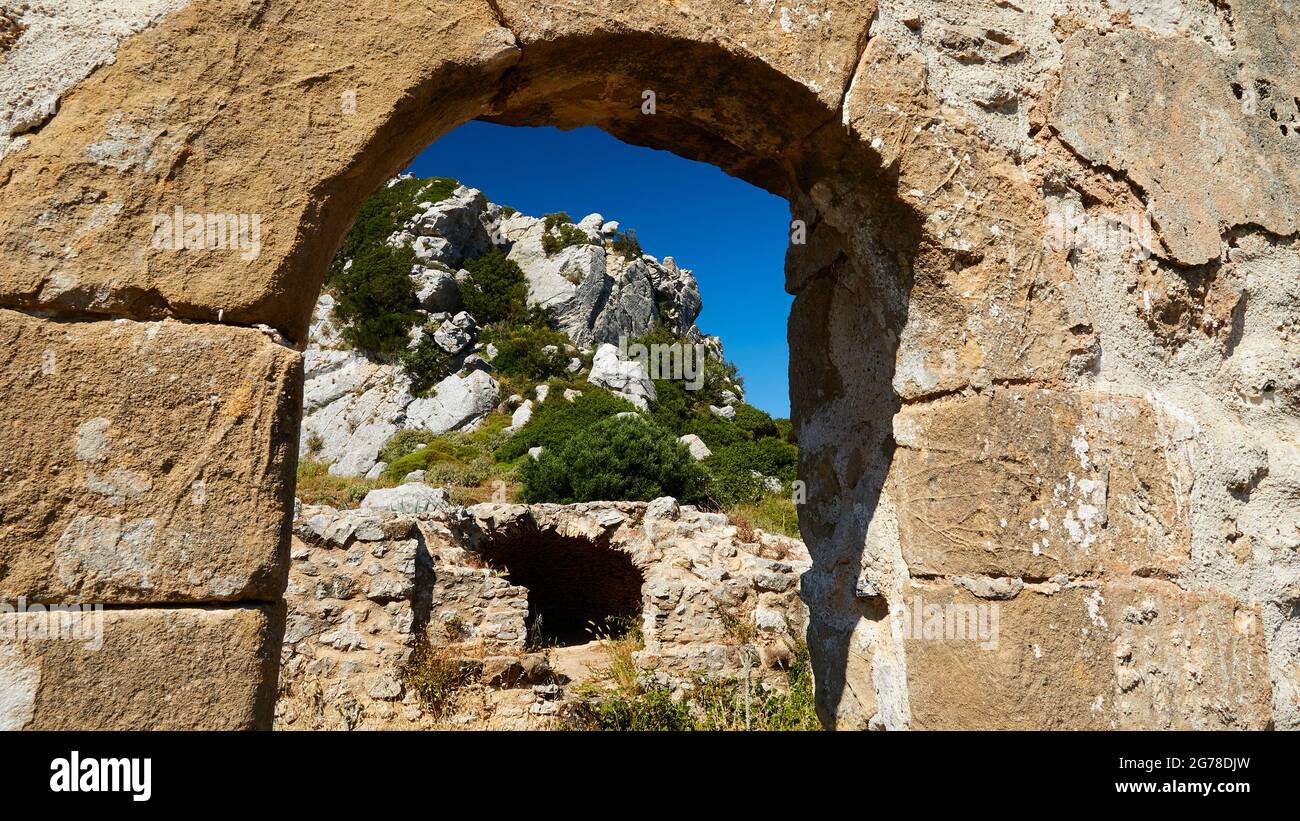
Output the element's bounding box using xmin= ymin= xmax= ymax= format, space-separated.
xmin=1 ymin=1 xmax=1296 ymax=729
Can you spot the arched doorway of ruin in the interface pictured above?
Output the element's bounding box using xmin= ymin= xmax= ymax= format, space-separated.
xmin=291 ymin=31 xmax=924 ymax=728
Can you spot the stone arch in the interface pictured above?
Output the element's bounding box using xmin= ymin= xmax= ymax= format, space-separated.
xmin=0 ymin=1 xmax=1285 ymax=730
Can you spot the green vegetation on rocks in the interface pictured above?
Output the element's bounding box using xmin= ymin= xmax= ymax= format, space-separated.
xmin=327 ymin=177 xmax=459 ymax=357
xmin=519 ymin=415 xmax=708 ymax=504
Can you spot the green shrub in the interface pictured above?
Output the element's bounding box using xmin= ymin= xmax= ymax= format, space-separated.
xmin=702 ymin=436 xmax=797 ymax=506
xmin=379 ymin=429 xmax=439 ymax=464
xmin=329 ymin=176 xmax=457 ymax=279
xmin=326 ymin=176 xmax=459 ymax=357
xmin=726 ymin=494 xmax=801 ymax=539
xmin=330 ymin=244 xmax=422 ymax=356
xmin=571 ymin=633 xmax=820 ymax=731
xmin=541 ymin=222 xmax=590 ymax=256
xmin=480 ymin=322 xmax=571 ymax=381
xmin=460 ymin=249 xmax=529 ymax=325
xmin=379 ymin=416 xmax=513 ymax=485
xmin=774 ymin=417 xmax=795 ymax=444
xmin=690 ymin=635 xmax=820 ymax=731
xmin=496 ymin=388 xmax=635 ymax=460
xmin=678 ymin=408 xmax=750 ymax=450
xmin=732 ymin=403 xmax=779 ymax=439
xmin=611 ymin=229 xmax=643 ymax=260
xmin=542 ymin=212 xmax=572 ymax=231
xmin=397 ymin=331 xmax=452 ymax=397
xmin=519 ymin=415 xmax=708 ymax=504
xmin=580 ymin=686 xmax=695 ymax=731
xmin=402 ymin=640 xmax=476 ymax=720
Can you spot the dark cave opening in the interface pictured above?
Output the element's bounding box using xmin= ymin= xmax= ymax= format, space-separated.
xmin=475 ymin=529 xmax=645 ymax=647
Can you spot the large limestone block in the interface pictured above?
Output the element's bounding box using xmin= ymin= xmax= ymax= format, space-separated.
xmin=0 ymin=0 xmax=519 ymax=342
xmin=838 ymin=36 xmax=1086 ymax=398
xmin=0 ymin=309 xmax=300 ymax=603
xmin=891 ymin=388 xmax=1190 ymax=579
xmin=0 ymin=604 xmax=282 ymax=730
xmin=902 ymin=578 xmax=1272 ymax=730
xmin=1052 ymin=28 xmax=1300 ymax=267
xmin=493 ymin=0 xmax=876 ymax=113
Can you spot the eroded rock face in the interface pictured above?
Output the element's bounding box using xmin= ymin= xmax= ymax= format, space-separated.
xmin=1 ymin=0 xmax=1297 ymax=730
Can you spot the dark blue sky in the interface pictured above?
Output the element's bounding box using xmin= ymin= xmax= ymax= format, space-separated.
xmin=405 ymin=120 xmax=793 ymax=417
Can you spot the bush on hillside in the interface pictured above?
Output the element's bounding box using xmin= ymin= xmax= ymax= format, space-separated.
xmin=480 ymin=322 xmax=571 ymax=382
xmin=542 ymin=222 xmax=590 ymax=256
xmin=520 ymin=415 xmax=708 ymax=504
xmin=460 ymin=249 xmax=529 ymax=325
xmin=398 ymin=331 xmax=453 ymax=397
xmin=611 ymin=229 xmax=643 ymax=260
xmin=379 ymin=415 xmax=513 ymax=485
xmin=732 ymin=403 xmax=779 ymax=440
xmin=331 ymin=244 xmax=422 ymax=356
xmin=495 ymin=388 xmax=635 ymax=461
xmin=327 ymin=176 xmax=459 ymax=357
xmin=542 ymin=212 xmax=572 ymax=232
xmin=329 ymin=176 xmax=457 ymax=279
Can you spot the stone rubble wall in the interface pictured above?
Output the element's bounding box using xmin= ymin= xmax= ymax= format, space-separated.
xmin=0 ymin=0 xmax=1295 ymax=730
xmin=276 ymin=496 xmax=811 ymax=729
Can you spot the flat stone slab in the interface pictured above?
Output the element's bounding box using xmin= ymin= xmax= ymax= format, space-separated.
xmin=0 ymin=309 xmax=301 ymax=603
xmin=902 ymin=577 xmax=1272 ymax=730
xmin=892 ymin=388 xmax=1190 ymax=579
xmin=0 ymin=604 xmax=282 ymax=730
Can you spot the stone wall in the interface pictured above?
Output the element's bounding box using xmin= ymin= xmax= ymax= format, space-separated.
xmin=276 ymin=495 xmax=810 ymax=729
xmin=1 ymin=0 xmax=1296 ymax=729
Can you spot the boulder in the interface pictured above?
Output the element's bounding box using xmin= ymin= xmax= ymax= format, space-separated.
xmin=507 ymin=399 xmax=534 ymax=432
xmin=678 ymin=433 xmax=712 ymax=461
xmin=433 ymin=311 xmax=476 ymax=354
xmin=708 ymin=404 xmax=736 ymax=421
xmin=400 ymin=185 xmax=492 ymax=267
xmin=411 ymin=265 xmax=461 ymax=313
xmin=406 ymin=370 xmax=500 ymax=435
xmin=360 ymin=483 xmax=453 ymax=515
xmin=588 ymin=343 xmax=657 ymax=407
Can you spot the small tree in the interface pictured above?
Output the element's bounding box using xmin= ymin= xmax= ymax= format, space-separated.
xmin=460 ymin=249 xmax=529 ymax=325
xmin=520 ymin=415 xmax=708 ymax=504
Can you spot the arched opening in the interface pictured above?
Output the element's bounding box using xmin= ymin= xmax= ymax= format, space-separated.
xmin=475 ymin=529 xmax=644 ymax=648
xmin=288 ymin=30 xmax=922 ymax=728
xmin=0 ymin=7 xmax=937 ymax=729
xmin=3 ymin=2 xmax=1282 ymax=733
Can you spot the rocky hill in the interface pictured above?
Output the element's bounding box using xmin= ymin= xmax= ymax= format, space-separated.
xmin=298 ymin=175 xmax=798 ymax=530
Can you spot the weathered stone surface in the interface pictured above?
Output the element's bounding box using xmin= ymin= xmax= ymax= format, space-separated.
xmin=361 ymin=483 xmax=454 ymax=516
xmin=902 ymin=578 xmax=1272 ymax=730
xmin=3 ymin=0 xmax=1298 ymax=732
xmin=0 ymin=309 xmax=298 ymax=603
xmin=0 ymin=0 xmax=520 ymax=341
xmin=1052 ymin=28 xmax=1300 ymax=267
xmin=891 ymin=388 xmax=1190 ymax=580
xmin=406 ymin=370 xmax=500 ymax=434
xmin=1 ymin=604 xmax=282 ymax=730
xmin=587 ymin=343 xmax=656 ymax=408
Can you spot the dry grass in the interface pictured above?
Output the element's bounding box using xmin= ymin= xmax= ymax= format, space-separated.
xmin=402 ymin=641 xmax=478 ymax=719
xmin=725 ymin=494 xmax=801 ymax=539
xmin=587 ymin=616 xmax=644 ymax=691
xmin=295 ymin=459 xmax=385 ymax=508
